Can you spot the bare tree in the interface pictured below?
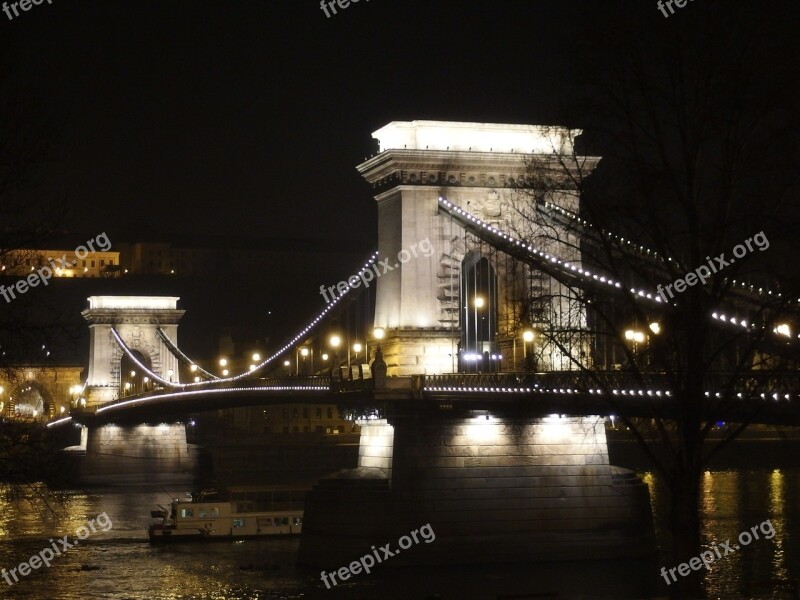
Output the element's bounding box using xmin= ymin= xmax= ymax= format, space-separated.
xmin=0 ymin=41 xmax=78 ymax=507
xmin=500 ymin=3 xmax=800 ymax=597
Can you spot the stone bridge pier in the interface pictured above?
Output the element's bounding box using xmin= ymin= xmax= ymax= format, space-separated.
xmin=298 ymin=409 xmax=654 ymax=566
xmin=62 ymin=295 xmax=198 ymax=485
xmin=63 ymin=423 xmax=200 ymax=486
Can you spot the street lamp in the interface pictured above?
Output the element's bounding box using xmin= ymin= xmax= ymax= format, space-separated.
xmin=649 ymin=322 xmax=661 ymax=335
xmin=252 ymin=352 xmax=261 ymax=362
xmin=473 ymin=296 xmax=485 ymax=372
xmin=353 ymin=343 xmax=362 ymax=364
xmin=329 ymin=335 xmax=342 ymax=378
xmin=514 ymin=329 xmax=534 ymax=371
xmin=296 ymin=346 xmax=311 ymax=375
xmin=624 ymin=329 xmax=645 ymax=343
xmin=624 ymin=328 xmax=646 ymax=364
xmin=775 ymin=323 xmax=791 ymax=337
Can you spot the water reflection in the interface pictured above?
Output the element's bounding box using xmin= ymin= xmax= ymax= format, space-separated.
xmin=0 ymin=470 xmax=797 ymax=598
xmin=647 ymin=469 xmax=798 ymax=598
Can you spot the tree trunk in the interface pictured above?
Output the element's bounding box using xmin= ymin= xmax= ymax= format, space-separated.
xmin=666 ymin=463 xmax=704 ymax=599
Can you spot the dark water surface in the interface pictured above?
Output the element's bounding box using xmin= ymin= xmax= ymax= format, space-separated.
xmin=0 ymin=469 xmax=797 ymax=599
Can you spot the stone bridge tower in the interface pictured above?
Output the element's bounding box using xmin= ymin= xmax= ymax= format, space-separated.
xmin=357 ymin=120 xmax=596 ymax=375
xmin=299 ymin=122 xmax=653 ymax=569
xmin=82 ymin=296 xmax=184 ymax=408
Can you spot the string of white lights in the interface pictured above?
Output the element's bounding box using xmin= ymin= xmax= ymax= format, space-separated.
xmin=424 ymin=385 xmax=793 ymax=400
xmin=440 ymin=197 xmax=798 ymax=342
xmin=156 ymin=327 xmax=218 ymax=380
xmin=540 ymin=200 xmax=796 ymax=304
xmin=438 ymin=197 xmax=659 ymax=303
xmin=175 ymin=251 xmax=382 ymax=387
xmin=110 ymin=327 xmax=178 ymax=388
xmin=96 ymin=385 xmax=330 ymax=414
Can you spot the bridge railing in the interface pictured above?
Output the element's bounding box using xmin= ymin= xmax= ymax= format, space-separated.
xmin=422 ymin=371 xmax=800 ymax=395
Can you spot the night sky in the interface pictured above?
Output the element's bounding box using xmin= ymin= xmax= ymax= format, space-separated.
xmin=2 ymin=0 xmax=798 ymax=360
xmin=2 ymin=0 xmax=602 ymax=245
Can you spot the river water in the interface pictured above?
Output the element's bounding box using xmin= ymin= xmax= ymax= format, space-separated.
xmin=0 ymin=469 xmax=797 ymax=599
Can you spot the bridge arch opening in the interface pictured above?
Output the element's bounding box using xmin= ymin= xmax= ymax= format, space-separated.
xmin=9 ymin=381 xmax=51 ymax=421
xmin=120 ymin=349 xmax=153 ymax=395
xmin=459 ymin=251 xmax=498 ymax=372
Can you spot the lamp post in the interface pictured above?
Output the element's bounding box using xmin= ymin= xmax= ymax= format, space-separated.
xmin=474 ymin=296 xmax=484 ymax=372
xmin=522 ymin=329 xmax=535 ymax=371
xmin=297 ymin=347 xmax=311 ymax=376
xmin=624 ymin=328 xmax=646 ymax=365
xmin=329 ymin=335 xmax=341 ymax=379
xmin=369 ymin=328 xmax=385 ymax=366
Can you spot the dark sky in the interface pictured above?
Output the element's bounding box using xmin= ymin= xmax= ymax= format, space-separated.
xmin=2 ymin=0 xmax=598 ymax=245
xmin=2 ymin=0 xmax=798 ymax=361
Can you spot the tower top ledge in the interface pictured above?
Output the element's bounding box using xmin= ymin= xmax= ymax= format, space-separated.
xmin=86 ymin=296 xmax=180 ymax=310
xmin=372 ymin=120 xmax=581 ymax=155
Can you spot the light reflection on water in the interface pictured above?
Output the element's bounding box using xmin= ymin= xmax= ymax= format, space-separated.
xmin=645 ymin=468 xmax=799 ymax=599
xmin=0 ymin=470 xmax=797 ymax=599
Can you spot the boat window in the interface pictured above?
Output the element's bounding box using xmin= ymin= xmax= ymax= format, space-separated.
xmin=279 ymin=517 xmax=289 ymax=525
xmin=211 ymin=507 xmax=219 ymax=517
xmin=180 ymin=508 xmax=193 ymax=518
xmin=293 ymin=517 xmax=302 ymax=525
xmin=257 ymin=518 xmax=272 ymax=527
xmin=232 ymin=519 xmax=245 ymax=528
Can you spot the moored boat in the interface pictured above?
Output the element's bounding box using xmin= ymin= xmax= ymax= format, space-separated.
xmin=149 ymin=487 xmax=305 ymax=543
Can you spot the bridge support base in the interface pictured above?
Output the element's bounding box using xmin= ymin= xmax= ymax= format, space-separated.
xmin=63 ymin=423 xmax=199 ymax=486
xmin=299 ymin=413 xmax=654 ymax=566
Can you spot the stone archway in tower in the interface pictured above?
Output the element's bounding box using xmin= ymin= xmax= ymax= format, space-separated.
xmin=9 ymin=381 xmax=52 ymax=421
xmin=460 ymin=250 xmax=498 ymax=372
xmin=119 ymin=349 xmax=154 ymax=395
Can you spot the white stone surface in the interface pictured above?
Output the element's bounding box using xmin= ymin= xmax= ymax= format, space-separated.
xmin=372 ymin=120 xmax=580 ymax=155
